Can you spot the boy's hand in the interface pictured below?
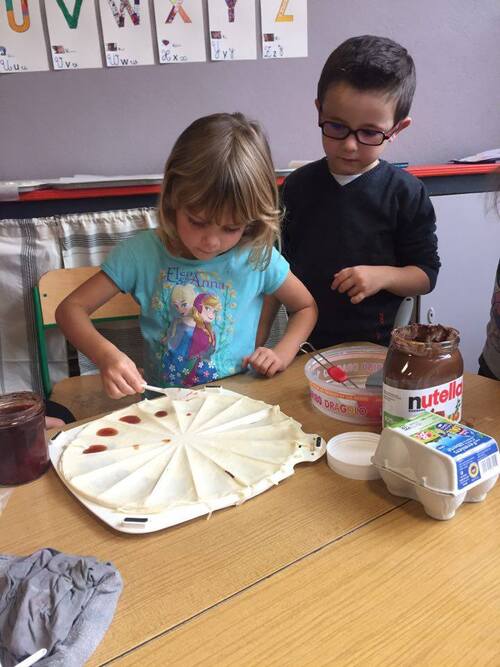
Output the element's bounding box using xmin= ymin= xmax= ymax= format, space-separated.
xmin=96 ymin=349 xmax=145 ymax=398
xmin=242 ymin=347 xmax=285 ymax=377
xmin=331 ymin=265 xmax=388 ymax=304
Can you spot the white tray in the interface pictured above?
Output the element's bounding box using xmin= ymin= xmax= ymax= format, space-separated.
xmin=49 ymin=395 xmax=326 ymax=534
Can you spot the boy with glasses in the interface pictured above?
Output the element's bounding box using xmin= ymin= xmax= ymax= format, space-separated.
xmin=281 ymin=35 xmax=440 ymax=348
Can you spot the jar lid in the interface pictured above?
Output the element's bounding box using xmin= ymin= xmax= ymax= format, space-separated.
xmin=326 ymin=432 xmax=381 ymax=480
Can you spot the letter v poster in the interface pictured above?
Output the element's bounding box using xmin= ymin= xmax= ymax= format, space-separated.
xmin=45 ymin=0 xmax=102 ymax=70
xmin=0 ymin=0 xmax=49 ymax=73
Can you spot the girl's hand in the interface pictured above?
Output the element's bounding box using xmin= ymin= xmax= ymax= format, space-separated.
xmin=96 ymin=349 xmax=145 ymax=398
xmin=45 ymin=416 xmax=65 ymax=429
xmin=242 ymin=347 xmax=285 ymax=377
xmin=331 ymin=266 xmax=388 ymax=304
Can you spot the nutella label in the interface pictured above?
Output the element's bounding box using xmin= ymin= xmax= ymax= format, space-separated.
xmin=383 ymin=376 xmax=463 ymax=428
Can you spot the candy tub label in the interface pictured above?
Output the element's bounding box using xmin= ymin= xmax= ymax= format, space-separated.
xmin=309 ymin=382 xmax=381 ymax=423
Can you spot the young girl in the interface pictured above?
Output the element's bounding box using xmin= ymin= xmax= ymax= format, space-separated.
xmin=56 ymin=112 xmax=317 ymax=399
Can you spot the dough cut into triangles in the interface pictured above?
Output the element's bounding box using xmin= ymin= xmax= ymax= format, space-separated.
xmin=59 ymin=387 xmax=323 ymax=513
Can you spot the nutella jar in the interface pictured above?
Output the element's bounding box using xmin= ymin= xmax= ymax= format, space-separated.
xmin=0 ymin=392 xmax=48 ymax=485
xmin=383 ymin=324 xmax=463 ymax=428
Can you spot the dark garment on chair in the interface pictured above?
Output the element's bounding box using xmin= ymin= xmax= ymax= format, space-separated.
xmin=44 ymin=399 xmax=75 ymax=423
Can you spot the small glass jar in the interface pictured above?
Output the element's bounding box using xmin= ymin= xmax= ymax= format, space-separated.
xmin=0 ymin=392 xmax=48 ymax=485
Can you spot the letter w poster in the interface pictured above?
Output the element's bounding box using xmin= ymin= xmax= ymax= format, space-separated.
xmin=98 ymin=0 xmax=155 ymax=67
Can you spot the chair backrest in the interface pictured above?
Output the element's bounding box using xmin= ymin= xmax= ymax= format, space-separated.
xmin=33 ymin=267 xmax=140 ymax=398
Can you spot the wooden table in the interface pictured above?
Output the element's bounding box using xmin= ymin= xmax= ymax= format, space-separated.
xmin=2 ymin=357 xmax=499 ymax=666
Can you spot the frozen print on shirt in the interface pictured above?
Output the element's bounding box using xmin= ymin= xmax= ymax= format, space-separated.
xmin=152 ymin=268 xmax=235 ymax=387
xmin=162 ymin=290 xmax=221 ymax=386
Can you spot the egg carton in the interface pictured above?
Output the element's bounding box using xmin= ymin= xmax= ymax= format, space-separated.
xmin=374 ymin=464 xmax=498 ymax=520
xmin=372 ymin=411 xmax=499 ymax=520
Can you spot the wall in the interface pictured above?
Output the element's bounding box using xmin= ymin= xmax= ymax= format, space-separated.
xmin=2 ymin=0 xmax=500 ymax=180
xmin=422 ymin=192 xmax=500 ymax=373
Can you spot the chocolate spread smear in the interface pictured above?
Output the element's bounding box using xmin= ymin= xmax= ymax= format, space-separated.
xmin=394 ymin=324 xmax=459 ymax=344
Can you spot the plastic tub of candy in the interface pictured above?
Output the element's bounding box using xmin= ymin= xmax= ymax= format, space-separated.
xmin=303 ymin=344 xmax=387 ymax=425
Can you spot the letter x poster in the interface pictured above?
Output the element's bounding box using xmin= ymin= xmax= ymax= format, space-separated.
xmin=153 ymin=0 xmax=206 ymax=64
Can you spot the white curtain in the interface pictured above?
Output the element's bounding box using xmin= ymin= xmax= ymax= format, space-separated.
xmin=58 ymin=209 xmax=158 ymax=375
xmin=0 ymin=216 xmax=64 ymax=394
xmin=0 ymin=208 xmax=157 ymax=393
xmin=59 ymin=208 xmax=158 ymax=268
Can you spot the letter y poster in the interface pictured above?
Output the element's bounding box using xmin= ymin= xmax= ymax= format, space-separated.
xmin=207 ymin=0 xmax=257 ymax=61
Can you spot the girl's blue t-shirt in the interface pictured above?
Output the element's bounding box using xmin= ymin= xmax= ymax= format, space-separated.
xmin=101 ymin=230 xmax=289 ymax=387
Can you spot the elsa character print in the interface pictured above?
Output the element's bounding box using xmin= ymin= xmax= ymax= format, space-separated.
xmin=182 ymin=293 xmax=221 ymax=386
xmin=162 ymin=284 xmax=196 ymax=384
xmin=164 ymin=284 xmax=196 ymax=356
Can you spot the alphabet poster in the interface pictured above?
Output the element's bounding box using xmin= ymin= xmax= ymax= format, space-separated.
xmin=0 ymin=0 xmax=49 ymax=73
xmin=98 ymin=0 xmax=155 ymax=67
xmin=45 ymin=0 xmax=102 ymax=70
xmin=260 ymin=0 xmax=307 ymax=59
xmin=0 ymin=0 xmax=308 ymax=73
xmin=153 ymin=0 xmax=206 ymax=64
xmin=207 ymin=0 xmax=256 ymax=62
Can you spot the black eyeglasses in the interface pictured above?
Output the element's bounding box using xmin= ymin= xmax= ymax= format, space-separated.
xmin=319 ymin=121 xmax=397 ymax=146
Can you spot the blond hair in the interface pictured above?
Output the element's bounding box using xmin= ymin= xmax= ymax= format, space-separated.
xmin=170 ymin=284 xmax=196 ymax=307
xmin=158 ymin=112 xmax=280 ymax=268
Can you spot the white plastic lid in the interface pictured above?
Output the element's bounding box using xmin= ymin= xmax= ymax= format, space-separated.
xmin=326 ymin=432 xmax=381 ymax=480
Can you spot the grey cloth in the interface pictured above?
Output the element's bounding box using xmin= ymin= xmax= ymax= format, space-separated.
xmin=0 ymin=548 xmax=123 ymax=667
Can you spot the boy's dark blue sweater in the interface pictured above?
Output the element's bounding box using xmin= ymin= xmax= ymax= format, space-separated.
xmin=281 ymin=158 xmax=440 ymax=348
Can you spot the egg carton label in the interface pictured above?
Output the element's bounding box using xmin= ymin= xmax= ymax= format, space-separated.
xmin=456 ymin=445 xmax=499 ymax=489
xmin=391 ymin=411 xmax=500 ymax=491
xmin=383 ymin=376 xmax=463 ymax=428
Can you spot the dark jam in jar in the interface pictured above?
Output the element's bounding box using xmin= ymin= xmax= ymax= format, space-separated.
xmin=382 ymin=324 xmax=464 ymax=428
xmin=0 ymin=392 xmax=48 ymax=485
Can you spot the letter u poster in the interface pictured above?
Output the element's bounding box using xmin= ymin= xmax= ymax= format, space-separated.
xmin=0 ymin=0 xmax=49 ymax=72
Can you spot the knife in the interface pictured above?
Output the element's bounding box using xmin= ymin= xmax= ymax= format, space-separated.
xmin=366 ymin=296 xmax=414 ymax=388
